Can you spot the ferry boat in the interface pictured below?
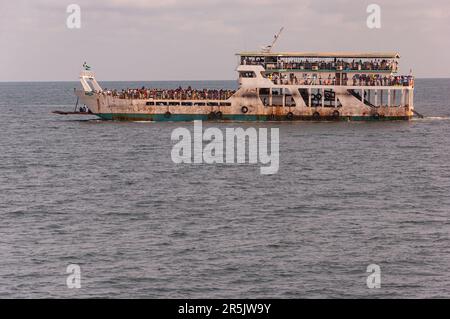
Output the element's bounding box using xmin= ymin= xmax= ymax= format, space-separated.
xmin=67 ymin=50 xmax=416 ymax=121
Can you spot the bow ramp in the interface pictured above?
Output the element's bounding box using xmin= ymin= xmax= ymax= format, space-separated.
xmin=52 ymin=70 xmax=102 ymax=116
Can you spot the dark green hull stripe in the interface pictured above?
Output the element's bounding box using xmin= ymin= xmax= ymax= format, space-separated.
xmin=95 ymin=113 xmax=411 ymax=122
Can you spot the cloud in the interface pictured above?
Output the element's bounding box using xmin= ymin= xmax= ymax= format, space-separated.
xmin=1 ymin=0 xmax=450 ymax=80
xmin=109 ymin=0 xmax=178 ymax=8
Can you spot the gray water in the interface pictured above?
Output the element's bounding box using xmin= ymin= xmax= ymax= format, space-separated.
xmin=0 ymin=79 xmax=449 ymax=298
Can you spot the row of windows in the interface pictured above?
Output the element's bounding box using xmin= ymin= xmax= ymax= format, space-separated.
xmin=239 ymin=71 xmax=256 ymax=78
xmin=259 ymin=88 xmax=291 ymax=95
xmin=259 ymin=88 xmax=343 ymax=108
xmin=146 ymin=101 xmax=232 ymax=107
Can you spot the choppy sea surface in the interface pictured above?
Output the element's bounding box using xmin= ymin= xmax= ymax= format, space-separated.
xmin=0 ymin=79 xmax=449 ymax=298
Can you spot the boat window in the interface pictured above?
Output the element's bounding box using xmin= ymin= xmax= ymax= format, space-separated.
xmin=259 ymin=88 xmax=270 ymax=95
xmin=194 ymin=102 xmax=206 ymax=106
xmin=207 ymin=102 xmax=219 ymax=106
xmin=146 ymin=101 xmax=155 ymax=106
xmin=220 ymin=102 xmax=231 ymax=106
xmin=271 ymin=88 xmax=283 ymax=106
xmin=239 ymin=71 xmax=256 ymax=78
xmin=156 ymin=101 xmax=168 ymax=106
xmin=168 ymin=101 xmax=180 ymax=106
xmin=298 ymin=89 xmax=310 ymax=107
xmin=311 ymin=89 xmax=322 ymax=107
xmin=260 ymin=96 xmax=270 ymax=107
xmin=324 ymin=89 xmax=336 ymax=107
xmin=285 ymin=95 xmax=296 ymax=107
xmin=271 ymin=88 xmax=283 ymax=96
xmin=181 ymin=102 xmax=193 ymax=106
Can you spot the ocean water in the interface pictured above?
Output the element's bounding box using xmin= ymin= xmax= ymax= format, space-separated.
xmin=0 ymin=79 xmax=449 ymax=298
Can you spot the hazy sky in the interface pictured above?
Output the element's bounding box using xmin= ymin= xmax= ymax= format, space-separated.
xmin=1 ymin=0 xmax=449 ymax=81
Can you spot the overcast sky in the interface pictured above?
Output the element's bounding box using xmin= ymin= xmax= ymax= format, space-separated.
xmin=1 ymin=0 xmax=449 ymax=81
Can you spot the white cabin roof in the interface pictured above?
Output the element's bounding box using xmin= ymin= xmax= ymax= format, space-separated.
xmin=238 ymin=52 xmax=400 ymax=59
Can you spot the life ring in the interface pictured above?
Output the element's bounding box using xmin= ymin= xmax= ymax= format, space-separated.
xmin=286 ymin=112 xmax=294 ymax=120
xmin=241 ymin=106 xmax=249 ymax=114
xmin=164 ymin=111 xmax=171 ymax=118
xmin=312 ymin=111 xmax=320 ymax=120
xmin=215 ymin=111 xmax=223 ymax=119
xmin=332 ymin=110 xmax=340 ymax=119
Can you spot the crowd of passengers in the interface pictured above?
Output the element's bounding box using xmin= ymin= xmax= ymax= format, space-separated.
xmin=270 ymin=73 xmax=414 ymax=87
xmin=101 ymin=86 xmax=236 ymax=100
xmin=243 ymin=57 xmax=397 ymax=72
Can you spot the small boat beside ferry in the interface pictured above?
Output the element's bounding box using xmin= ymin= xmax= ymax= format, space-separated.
xmin=62 ymin=40 xmax=417 ymax=121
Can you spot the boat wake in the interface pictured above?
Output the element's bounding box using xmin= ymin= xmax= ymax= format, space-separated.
xmin=424 ymin=116 xmax=450 ymax=120
xmin=412 ymin=116 xmax=450 ymax=121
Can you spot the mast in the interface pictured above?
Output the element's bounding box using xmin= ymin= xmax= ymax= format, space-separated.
xmin=261 ymin=27 xmax=284 ymax=53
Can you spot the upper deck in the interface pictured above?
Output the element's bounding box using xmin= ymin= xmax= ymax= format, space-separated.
xmin=237 ymin=51 xmax=400 ymax=74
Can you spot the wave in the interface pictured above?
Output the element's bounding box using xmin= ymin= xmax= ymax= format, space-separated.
xmin=411 ymin=116 xmax=450 ymax=121
xmin=424 ymin=116 xmax=450 ymax=120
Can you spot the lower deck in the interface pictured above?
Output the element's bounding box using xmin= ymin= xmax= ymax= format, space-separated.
xmin=75 ymin=84 xmax=414 ymax=121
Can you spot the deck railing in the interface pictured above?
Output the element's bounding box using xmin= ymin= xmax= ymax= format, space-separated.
xmin=243 ymin=61 xmax=398 ymax=73
xmin=269 ymin=77 xmax=414 ymax=87
xmin=100 ymin=89 xmax=236 ymax=101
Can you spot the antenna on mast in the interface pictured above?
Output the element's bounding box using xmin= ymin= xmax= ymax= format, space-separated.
xmin=261 ymin=27 xmax=284 ymax=53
